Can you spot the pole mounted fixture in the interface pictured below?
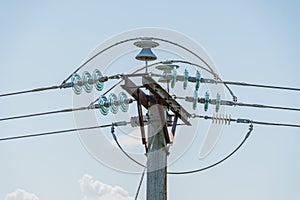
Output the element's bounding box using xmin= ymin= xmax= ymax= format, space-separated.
xmin=134 ymin=38 xmax=159 ymax=73
xmin=156 ymin=61 xmax=179 ymax=84
xmin=134 ymin=38 xmax=159 ymax=61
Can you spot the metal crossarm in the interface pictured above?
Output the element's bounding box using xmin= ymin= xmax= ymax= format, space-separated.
xmin=142 ymin=75 xmax=191 ymax=126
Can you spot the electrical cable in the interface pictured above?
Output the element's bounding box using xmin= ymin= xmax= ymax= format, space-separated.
xmin=0 ymin=122 xmax=128 ymax=142
xmin=110 ymin=123 xmax=161 ymax=200
xmin=134 ymin=167 xmax=146 ymax=200
xmin=110 ymin=123 xmax=146 ymax=168
xmin=235 ymin=102 xmax=300 ymax=112
xmin=0 ymin=62 xmax=159 ymax=101
xmin=194 ymin=114 xmax=300 ymax=128
xmin=110 ymin=120 xmax=256 ymax=175
xmin=222 ymin=81 xmax=300 ymax=92
xmin=133 ymin=133 xmax=159 ymax=200
xmin=60 ymin=37 xmax=141 ymax=86
xmin=173 ymin=95 xmax=300 ymax=113
xmin=152 ymin=38 xmax=216 ymax=75
xmin=1 ymin=97 xmax=299 ymax=129
xmin=0 ymin=106 xmax=94 ymax=122
xmin=0 ymin=85 xmax=61 ymax=98
xmin=109 ymin=115 xmax=300 ymax=176
xmin=167 ymin=123 xmax=253 ymax=175
xmin=1 ymin=99 xmax=300 ymax=128
xmin=251 ymin=120 xmax=300 ymax=128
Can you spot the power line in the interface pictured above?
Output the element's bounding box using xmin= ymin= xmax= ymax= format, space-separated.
xmin=0 ymin=121 xmax=128 ymax=142
xmin=3 ymin=94 xmax=296 ymax=123
xmin=234 ymin=102 xmax=300 ymax=112
xmin=251 ymin=120 xmax=300 ymax=128
xmin=195 ymin=114 xmax=300 ymax=128
xmin=0 ymin=85 xmax=61 ymax=98
xmin=182 ymin=96 xmax=300 ymax=112
xmin=0 ymin=106 xmax=94 ymax=122
xmin=1 ymin=66 xmax=299 ymax=100
xmin=1 ymin=101 xmax=300 ymax=128
xmin=0 ymin=62 xmax=161 ymax=100
xmin=222 ymin=81 xmax=300 ymax=91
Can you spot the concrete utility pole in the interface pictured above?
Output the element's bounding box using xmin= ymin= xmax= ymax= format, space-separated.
xmin=146 ymin=104 xmax=168 ymax=200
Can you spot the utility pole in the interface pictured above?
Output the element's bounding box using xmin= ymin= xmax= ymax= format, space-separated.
xmin=121 ymin=38 xmax=191 ymax=200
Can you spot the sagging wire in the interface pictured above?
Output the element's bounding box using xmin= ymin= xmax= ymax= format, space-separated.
xmin=168 ymin=123 xmax=253 ymax=175
xmin=110 ymin=123 xmax=146 ymax=168
xmin=109 ymin=119 xmax=254 ymax=175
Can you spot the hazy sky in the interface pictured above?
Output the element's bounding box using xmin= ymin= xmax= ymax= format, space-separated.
xmin=0 ymin=1 xmax=300 ymax=200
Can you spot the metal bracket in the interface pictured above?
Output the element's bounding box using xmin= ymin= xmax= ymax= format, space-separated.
xmin=142 ymin=75 xmax=191 ymax=126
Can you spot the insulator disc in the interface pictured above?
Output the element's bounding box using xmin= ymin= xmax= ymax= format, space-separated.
xmin=204 ymin=91 xmax=209 ymax=112
xmin=183 ymin=69 xmax=189 ymax=90
xmin=71 ymin=73 xmax=82 ymax=95
xmin=93 ymin=69 xmax=104 ymax=91
xmin=109 ymin=93 xmax=119 ymax=114
xmin=216 ymin=93 xmax=221 ymax=113
xmin=98 ymin=95 xmax=109 ymax=115
xmin=192 ymin=90 xmax=198 ymax=110
xmin=171 ymin=69 xmax=177 ymax=89
xmin=82 ymin=71 xmax=93 ymax=93
xmin=119 ymin=92 xmax=129 ymax=112
xmin=195 ymin=70 xmax=201 ymax=91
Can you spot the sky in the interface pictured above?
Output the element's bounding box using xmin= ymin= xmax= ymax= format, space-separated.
xmin=0 ymin=0 xmax=300 ymax=200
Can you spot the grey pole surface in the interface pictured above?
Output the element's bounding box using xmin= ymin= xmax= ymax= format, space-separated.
xmin=146 ymin=104 xmax=168 ymax=200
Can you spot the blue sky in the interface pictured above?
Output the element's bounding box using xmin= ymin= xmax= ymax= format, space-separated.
xmin=0 ymin=1 xmax=300 ymax=200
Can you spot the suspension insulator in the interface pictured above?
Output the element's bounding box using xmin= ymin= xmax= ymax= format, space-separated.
xmin=93 ymin=69 xmax=104 ymax=91
xmin=98 ymin=95 xmax=109 ymax=115
xmin=109 ymin=93 xmax=119 ymax=114
xmin=204 ymin=91 xmax=209 ymax=112
xmin=183 ymin=69 xmax=189 ymax=90
xmin=193 ymin=90 xmax=198 ymax=110
xmin=195 ymin=70 xmax=201 ymax=91
xmin=71 ymin=73 xmax=83 ymax=95
xmin=216 ymin=93 xmax=221 ymax=113
xmin=82 ymin=71 xmax=93 ymax=93
xmin=119 ymin=92 xmax=129 ymax=112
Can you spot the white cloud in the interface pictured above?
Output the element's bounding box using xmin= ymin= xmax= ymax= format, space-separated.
xmin=79 ymin=174 xmax=134 ymax=200
xmin=4 ymin=189 xmax=39 ymax=200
